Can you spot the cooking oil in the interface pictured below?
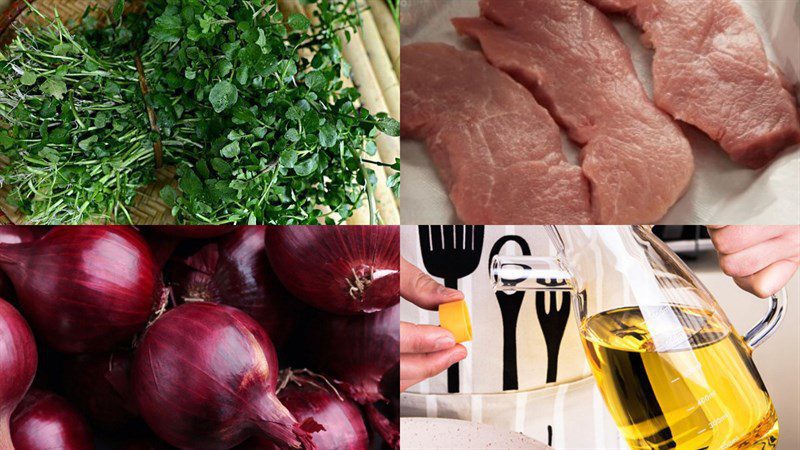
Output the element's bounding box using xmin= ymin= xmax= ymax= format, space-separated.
xmin=581 ymin=306 xmax=779 ymax=450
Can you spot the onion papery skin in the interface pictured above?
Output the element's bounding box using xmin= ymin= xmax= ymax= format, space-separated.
xmin=244 ymin=371 xmax=369 ymax=450
xmin=62 ymin=352 xmax=138 ymax=431
xmin=167 ymin=226 xmax=298 ymax=347
xmin=369 ymin=362 xmax=400 ymax=449
xmin=301 ymin=305 xmax=399 ymax=405
xmin=264 ymin=226 xmax=399 ymax=315
xmin=0 ymin=298 xmax=37 ymax=450
xmin=0 ymin=226 xmax=157 ymax=353
xmin=167 ymin=226 xmax=299 ymax=348
xmin=148 ymin=226 xmax=235 ymax=239
xmin=10 ymin=389 xmax=94 ymax=450
xmin=132 ymin=303 xmax=317 ymax=450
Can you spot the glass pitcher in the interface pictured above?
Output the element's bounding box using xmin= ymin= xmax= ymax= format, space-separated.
xmin=491 ymin=226 xmax=786 ymax=450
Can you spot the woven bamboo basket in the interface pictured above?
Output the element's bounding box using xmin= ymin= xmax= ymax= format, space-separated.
xmin=0 ymin=0 xmax=400 ymax=225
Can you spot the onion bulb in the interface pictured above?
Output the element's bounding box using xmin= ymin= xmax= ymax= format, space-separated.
xmin=132 ymin=303 xmax=319 ymax=449
xmin=299 ymin=306 xmax=399 ymax=447
xmin=0 ymin=298 xmax=37 ymax=450
xmin=243 ymin=370 xmax=369 ymax=450
xmin=264 ymin=226 xmax=399 ymax=314
xmin=10 ymin=389 xmax=94 ymax=450
xmin=0 ymin=226 xmax=157 ymax=353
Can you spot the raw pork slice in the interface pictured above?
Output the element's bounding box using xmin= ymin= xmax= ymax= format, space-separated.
xmin=453 ymin=0 xmax=694 ymax=224
xmin=401 ymin=43 xmax=593 ymax=224
xmin=587 ymin=0 xmax=800 ymax=169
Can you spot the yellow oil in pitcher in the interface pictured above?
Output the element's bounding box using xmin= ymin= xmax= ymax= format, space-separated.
xmin=581 ymin=306 xmax=779 ymax=450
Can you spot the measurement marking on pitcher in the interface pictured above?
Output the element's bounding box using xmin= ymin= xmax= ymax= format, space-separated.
xmin=708 ymin=413 xmax=730 ymax=429
xmin=687 ymin=392 xmax=716 ymax=412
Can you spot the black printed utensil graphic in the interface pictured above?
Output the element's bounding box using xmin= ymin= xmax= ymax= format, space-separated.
xmin=488 ymin=235 xmax=531 ymax=391
xmin=419 ymin=225 xmax=485 ymax=393
xmin=535 ymin=278 xmax=571 ymax=383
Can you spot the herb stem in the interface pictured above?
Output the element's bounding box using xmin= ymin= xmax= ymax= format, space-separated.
xmin=350 ymin=146 xmax=376 ymax=225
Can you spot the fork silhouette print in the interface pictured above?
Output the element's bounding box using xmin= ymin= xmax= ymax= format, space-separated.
xmin=488 ymin=235 xmax=531 ymax=391
xmin=419 ymin=225 xmax=485 ymax=393
xmin=535 ymin=278 xmax=571 ymax=383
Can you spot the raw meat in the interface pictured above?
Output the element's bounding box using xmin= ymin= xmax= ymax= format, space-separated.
xmin=453 ymin=0 xmax=694 ymax=224
xmin=586 ymin=0 xmax=800 ymax=169
xmin=401 ymin=43 xmax=593 ymax=224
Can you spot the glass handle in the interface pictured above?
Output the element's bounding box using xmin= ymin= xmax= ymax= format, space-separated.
xmin=490 ymin=255 xmax=574 ymax=292
xmin=744 ymin=287 xmax=788 ymax=350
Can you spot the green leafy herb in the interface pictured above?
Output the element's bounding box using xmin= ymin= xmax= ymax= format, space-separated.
xmin=0 ymin=0 xmax=400 ymax=225
xmin=208 ymin=81 xmax=238 ymax=113
xmin=0 ymin=14 xmax=156 ymax=224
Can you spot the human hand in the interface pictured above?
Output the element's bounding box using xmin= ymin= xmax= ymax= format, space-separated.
xmin=400 ymin=257 xmax=468 ymax=392
xmin=709 ymin=225 xmax=800 ymax=298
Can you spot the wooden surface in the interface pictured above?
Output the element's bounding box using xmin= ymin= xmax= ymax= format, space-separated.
xmin=0 ymin=0 xmax=400 ymax=224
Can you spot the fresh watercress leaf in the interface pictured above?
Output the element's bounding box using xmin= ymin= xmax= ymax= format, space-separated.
xmin=150 ymin=12 xmax=183 ymax=43
xmin=287 ymin=13 xmax=310 ymax=31
xmin=375 ymin=114 xmax=400 ymax=136
xmin=285 ymin=128 xmax=301 ymax=142
xmin=19 ymin=72 xmax=37 ymax=86
xmin=78 ymin=136 xmax=98 ymax=151
xmin=53 ymin=43 xmax=74 ymax=56
xmin=41 ymin=78 xmax=68 ymax=100
xmin=220 ymin=140 xmax=240 ymax=158
xmin=211 ymin=157 xmax=232 ymax=176
xmin=304 ymin=71 xmax=325 ymax=90
xmin=387 ymin=171 xmax=400 ymax=198
xmin=294 ymin=155 xmax=318 ymax=176
xmin=160 ymin=185 xmax=178 ymax=206
xmin=113 ymin=0 xmax=125 ymax=22
xmin=209 ymin=80 xmax=238 ymax=113
xmin=318 ymin=124 xmax=337 ymax=148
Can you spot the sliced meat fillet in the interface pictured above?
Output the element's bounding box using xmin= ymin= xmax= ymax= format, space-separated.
xmin=453 ymin=0 xmax=694 ymax=224
xmin=587 ymin=0 xmax=800 ymax=169
xmin=401 ymin=43 xmax=593 ymax=224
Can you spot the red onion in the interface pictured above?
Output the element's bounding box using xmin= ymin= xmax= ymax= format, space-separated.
xmin=301 ymin=305 xmax=399 ymax=404
xmin=0 ymin=227 xmax=45 ymax=301
xmin=167 ymin=226 xmax=299 ymax=347
xmin=148 ymin=226 xmax=235 ymax=239
xmin=0 ymin=298 xmax=37 ymax=450
xmin=0 ymin=226 xmax=157 ymax=353
xmin=132 ymin=303 xmax=319 ymax=449
xmin=242 ymin=370 xmax=369 ymax=450
xmin=264 ymin=226 xmax=399 ymax=315
xmin=62 ymin=352 xmax=137 ymax=430
xmin=10 ymin=389 xmax=94 ymax=450
xmin=299 ymin=306 xmax=399 ymax=447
